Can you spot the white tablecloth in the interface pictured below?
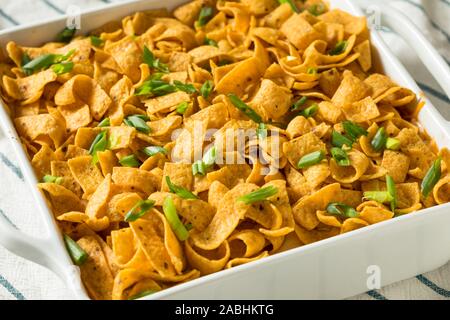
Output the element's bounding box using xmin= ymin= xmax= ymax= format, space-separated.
xmin=0 ymin=0 xmax=449 ymax=300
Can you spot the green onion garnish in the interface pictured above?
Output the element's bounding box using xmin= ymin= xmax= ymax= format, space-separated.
xmin=278 ymin=0 xmax=300 ymax=13
xmin=386 ymin=175 xmax=397 ymax=212
xmin=119 ymin=154 xmax=141 ymax=168
xmin=371 ymin=127 xmax=388 ymax=152
xmin=329 ymin=41 xmax=348 ymax=56
xmin=192 ymin=160 xmax=206 ymax=176
xmin=163 ymin=196 xmax=189 ymax=241
xmin=218 ymin=59 xmax=232 ymax=66
xmin=291 ymin=96 xmax=308 ymax=111
xmin=421 ymin=157 xmax=442 ymax=198
xmin=176 ymin=101 xmax=189 ymax=114
xmin=297 ymin=150 xmax=325 ymax=169
xmin=191 ymin=146 xmax=216 ymax=176
xmin=123 ymin=114 xmax=151 ymax=134
xmin=307 ymin=67 xmax=317 ymax=75
xmin=89 ymin=131 xmax=108 ymax=164
xmin=42 ymin=175 xmax=63 ymax=184
xmin=228 ymin=93 xmax=263 ymax=124
xmin=326 ymin=202 xmax=358 ymax=218
xmin=173 ymin=80 xmax=197 ymax=94
xmin=64 ymin=234 xmax=88 ymax=266
xmin=363 ymin=191 xmax=393 ymax=204
xmin=124 ymin=199 xmax=155 ymax=222
xmin=308 ymin=3 xmax=325 ymax=16
xmin=21 ymin=53 xmax=32 ymax=67
xmin=142 ymin=146 xmax=167 ymax=157
xmin=331 ymin=130 xmax=353 ymax=148
xmin=197 ymin=7 xmax=214 ymax=27
xmin=90 ymin=36 xmax=104 ymax=47
xmin=51 ymin=61 xmax=74 ymax=75
xmin=165 ymin=176 xmax=198 ymax=199
xmin=204 ymin=37 xmax=218 ymax=47
xmin=385 ymin=137 xmax=400 ymax=151
xmin=185 ymin=223 xmax=193 ymax=231
xmin=257 ymin=123 xmax=267 ymax=139
xmin=299 ymin=103 xmax=318 ymax=118
xmin=331 ymin=147 xmax=350 ymax=166
xmin=143 ymin=45 xmax=169 ymax=73
xmin=97 ymin=118 xmax=110 ymax=127
xmin=238 ymin=186 xmax=279 ymax=205
xmin=22 ymin=49 xmax=75 ymax=75
xmin=135 ymin=74 xmax=176 ymax=97
xmin=128 ymin=289 xmax=159 ymax=300
xmin=200 ymin=80 xmax=214 ymax=99
xmin=56 ymin=27 xmax=76 ymax=43
xmin=342 ymin=121 xmax=368 ymax=141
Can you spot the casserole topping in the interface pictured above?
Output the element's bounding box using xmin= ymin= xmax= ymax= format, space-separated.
xmin=0 ymin=0 xmax=449 ymax=300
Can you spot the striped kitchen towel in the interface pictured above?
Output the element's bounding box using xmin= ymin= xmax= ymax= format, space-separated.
xmin=0 ymin=0 xmax=449 ymax=300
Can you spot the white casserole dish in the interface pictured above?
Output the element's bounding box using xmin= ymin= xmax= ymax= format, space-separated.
xmin=0 ymin=0 xmax=449 ymax=300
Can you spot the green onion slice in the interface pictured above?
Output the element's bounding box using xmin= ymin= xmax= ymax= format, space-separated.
xmin=56 ymin=27 xmax=76 ymax=43
xmin=173 ymin=80 xmax=197 ymax=94
xmin=291 ymin=96 xmax=308 ymax=111
xmin=200 ymin=80 xmax=214 ymax=99
xmin=89 ymin=131 xmax=108 ymax=164
xmin=22 ymin=49 xmax=75 ymax=75
xmin=165 ymin=176 xmax=199 ymax=199
xmin=331 ymin=147 xmax=350 ymax=166
xmin=124 ymin=199 xmax=155 ymax=222
xmin=371 ymin=127 xmax=388 ymax=152
xmin=297 ymin=150 xmax=325 ymax=169
xmin=197 ymin=7 xmax=214 ymax=27
xmin=228 ymin=93 xmax=263 ymax=124
xmin=326 ymin=202 xmax=358 ymax=218
xmin=385 ymin=137 xmax=400 ymax=150
xmin=386 ymin=174 xmax=397 ymax=212
xmin=308 ymin=3 xmax=325 ymax=16
xmin=119 ymin=154 xmax=141 ymax=168
xmin=124 ymin=115 xmax=151 ymax=134
xmin=278 ymin=0 xmax=300 ymax=13
xmin=142 ymin=146 xmax=167 ymax=157
xmin=329 ymin=41 xmax=348 ymax=56
xmin=192 ymin=160 xmax=206 ymax=176
xmin=176 ymin=101 xmax=189 ymax=114
xmin=299 ymin=103 xmax=318 ymax=118
xmin=257 ymin=123 xmax=267 ymax=140
xmin=342 ymin=121 xmax=368 ymax=141
xmin=331 ymin=130 xmax=353 ymax=148
xmin=238 ymin=186 xmax=279 ymax=205
xmin=64 ymin=234 xmax=88 ymax=266
xmin=97 ymin=118 xmax=110 ymax=127
xmin=128 ymin=289 xmax=159 ymax=300
xmin=204 ymin=37 xmax=218 ymax=47
xmin=90 ymin=36 xmax=104 ymax=47
xmin=51 ymin=61 xmax=74 ymax=75
xmin=143 ymin=45 xmax=169 ymax=73
xmin=163 ymin=196 xmax=189 ymax=241
xmin=42 ymin=175 xmax=63 ymax=184
xmin=307 ymin=67 xmax=317 ymax=74
xmin=421 ymin=157 xmax=442 ymax=198
xmin=363 ymin=191 xmax=393 ymax=204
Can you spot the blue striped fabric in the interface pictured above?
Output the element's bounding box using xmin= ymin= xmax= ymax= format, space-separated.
xmin=0 ymin=0 xmax=449 ymax=300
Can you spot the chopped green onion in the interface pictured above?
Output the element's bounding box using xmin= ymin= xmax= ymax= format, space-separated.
xmin=291 ymin=96 xmax=308 ymax=111
xmin=128 ymin=289 xmax=159 ymax=300
xmin=89 ymin=131 xmax=108 ymax=164
xmin=163 ymin=196 xmax=189 ymax=241
xmin=218 ymin=59 xmax=232 ymax=66
xmin=299 ymin=103 xmax=318 ymax=118
xmin=22 ymin=49 xmax=75 ymax=75
xmin=173 ymin=80 xmax=197 ymax=94
xmin=342 ymin=121 xmax=368 ymax=141
xmin=200 ymin=80 xmax=214 ymax=99
xmin=185 ymin=223 xmax=193 ymax=231
xmin=257 ymin=123 xmax=267 ymax=140
xmin=331 ymin=130 xmax=353 ymax=148
xmin=331 ymin=147 xmax=350 ymax=166
xmin=123 ymin=115 xmax=151 ymax=134
xmin=326 ymin=202 xmax=358 ymax=218
xmin=52 ymin=61 xmax=74 ymax=75
xmin=21 ymin=53 xmax=32 ymax=75
xmin=165 ymin=176 xmax=199 ymax=199
xmin=176 ymin=101 xmax=189 ymax=114
xmin=42 ymin=175 xmax=63 ymax=184
xmin=228 ymin=93 xmax=263 ymax=124
xmin=421 ymin=157 xmax=442 ymax=198
xmin=386 ymin=175 xmax=397 ymax=212
xmin=135 ymin=74 xmax=177 ymax=97
xmin=204 ymin=37 xmax=218 ymax=47
xmin=363 ymin=191 xmax=393 ymax=204
xmin=197 ymin=7 xmax=214 ymax=27
xmin=371 ymin=127 xmax=388 ymax=152
xmin=297 ymin=150 xmax=325 ymax=169
xmin=124 ymin=199 xmax=155 ymax=222
xmin=90 ymin=36 xmax=104 ymax=47
xmin=329 ymin=41 xmax=348 ymax=56
xmin=97 ymin=118 xmax=110 ymax=127
xmin=386 ymin=137 xmax=400 ymax=150
xmin=143 ymin=45 xmax=169 ymax=73
xmin=308 ymin=3 xmax=325 ymax=16
xmin=238 ymin=186 xmax=279 ymax=205
xmin=278 ymin=0 xmax=300 ymax=13
xmin=63 ymin=234 xmax=88 ymax=266
xmin=142 ymin=146 xmax=167 ymax=157
xmin=307 ymin=67 xmax=317 ymax=74
xmin=119 ymin=154 xmax=141 ymax=168
xmin=192 ymin=160 xmax=206 ymax=176
xmin=56 ymin=27 xmax=76 ymax=43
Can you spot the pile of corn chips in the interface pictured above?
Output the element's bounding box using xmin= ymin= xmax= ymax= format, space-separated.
xmin=1 ymin=0 xmax=449 ymax=300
